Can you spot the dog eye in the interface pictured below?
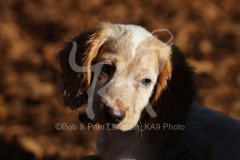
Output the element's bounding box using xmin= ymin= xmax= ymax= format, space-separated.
xmin=101 ymin=64 xmax=113 ymax=76
xmin=140 ymin=78 xmax=152 ymax=86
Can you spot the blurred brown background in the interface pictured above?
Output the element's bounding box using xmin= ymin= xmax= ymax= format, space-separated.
xmin=0 ymin=0 xmax=240 ymax=159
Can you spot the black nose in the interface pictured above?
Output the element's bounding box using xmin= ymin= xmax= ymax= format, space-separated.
xmin=104 ymin=106 xmax=126 ymax=124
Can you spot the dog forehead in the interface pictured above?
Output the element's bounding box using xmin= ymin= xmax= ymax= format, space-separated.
xmin=99 ymin=23 xmax=170 ymax=73
xmin=116 ymin=24 xmax=152 ymax=56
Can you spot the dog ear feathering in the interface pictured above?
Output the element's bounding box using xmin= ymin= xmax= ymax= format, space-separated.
xmin=56 ymin=22 xmax=198 ymax=130
xmin=150 ymin=45 xmax=198 ymax=135
xmin=56 ymin=23 xmax=108 ymax=109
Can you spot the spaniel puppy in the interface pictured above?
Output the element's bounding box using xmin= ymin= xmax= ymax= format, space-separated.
xmin=56 ymin=22 xmax=240 ymax=160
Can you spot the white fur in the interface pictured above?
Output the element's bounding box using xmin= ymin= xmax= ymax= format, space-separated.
xmin=117 ymin=24 xmax=152 ymax=57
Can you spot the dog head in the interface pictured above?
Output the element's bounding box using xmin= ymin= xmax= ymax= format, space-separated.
xmin=56 ymin=22 xmax=197 ymax=132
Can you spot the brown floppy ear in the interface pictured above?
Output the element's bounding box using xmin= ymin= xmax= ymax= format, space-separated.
xmin=56 ymin=23 xmax=109 ymax=111
xmin=151 ymin=45 xmax=198 ymax=137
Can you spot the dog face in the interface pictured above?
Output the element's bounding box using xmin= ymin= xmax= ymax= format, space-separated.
xmin=57 ymin=22 xmax=197 ymax=132
xmin=92 ymin=30 xmax=172 ymax=130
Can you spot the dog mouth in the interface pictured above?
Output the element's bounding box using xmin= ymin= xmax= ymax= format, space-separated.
xmin=78 ymin=113 xmax=144 ymax=132
xmin=77 ymin=102 xmax=141 ymax=131
xmin=78 ymin=112 xmax=140 ymax=131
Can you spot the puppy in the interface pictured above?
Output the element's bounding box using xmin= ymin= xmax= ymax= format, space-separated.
xmin=56 ymin=22 xmax=240 ymax=160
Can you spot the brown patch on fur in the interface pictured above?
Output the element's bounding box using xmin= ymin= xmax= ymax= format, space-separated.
xmin=115 ymin=98 xmax=124 ymax=109
xmin=151 ymin=60 xmax=172 ymax=106
xmin=83 ymin=25 xmax=110 ymax=86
